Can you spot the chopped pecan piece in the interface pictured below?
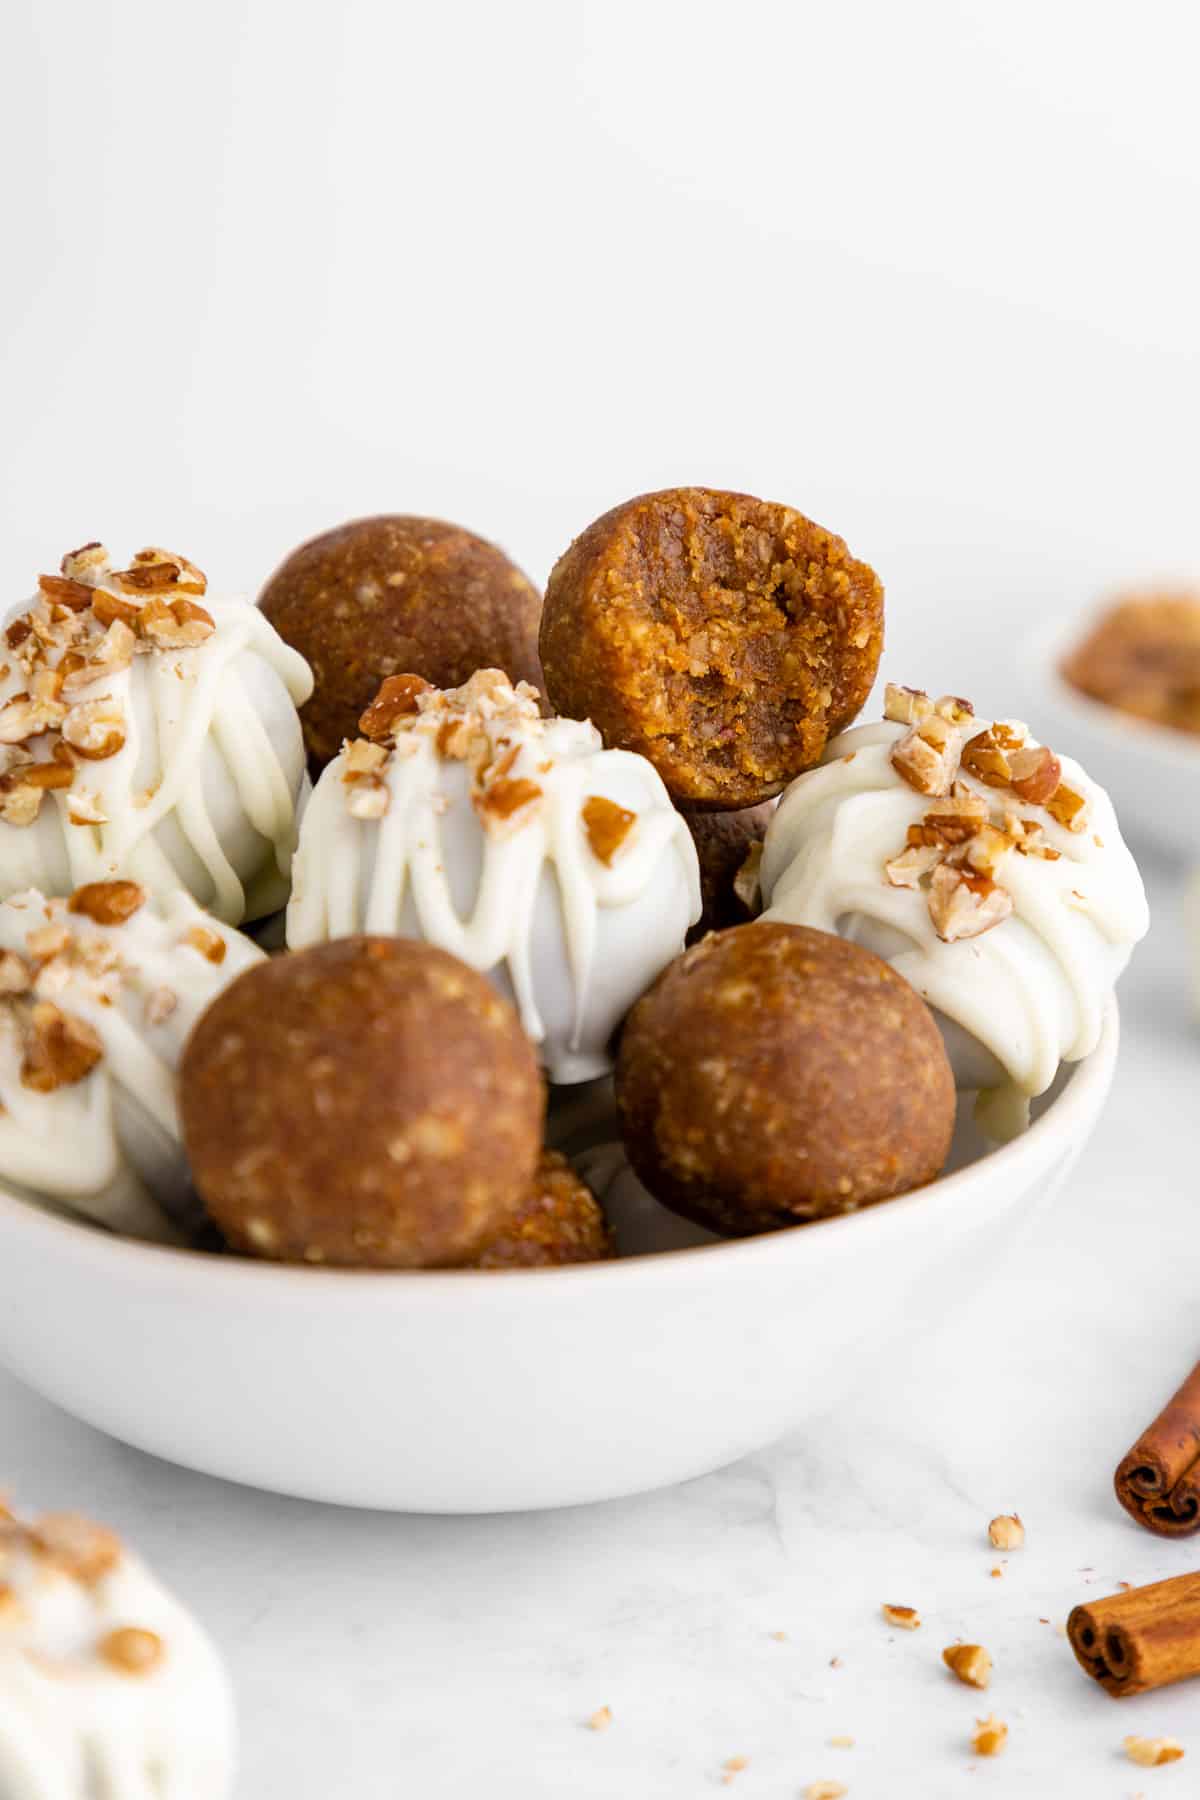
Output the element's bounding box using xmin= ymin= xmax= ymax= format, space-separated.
xmin=90 ymin=589 xmax=141 ymax=629
xmin=912 ymin=785 xmax=989 ymax=846
xmin=60 ymin=542 xmax=109 ymax=580
xmin=69 ymin=881 xmax=146 ymax=925
xmin=5 ymin=619 xmax=31 ymax=651
xmin=137 ymin=597 xmax=215 ymax=648
xmin=971 ymin=1715 xmax=1007 ymax=1757
xmin=881 ymin=1602 xmax=921 ymax=1629
xmin=934 ymin=694 xmax=975 ymax=723
xmin=891 ymin=714 xmax=961 ymax=797
xmin=962 ymin=822 xmax=1015 ymax=880
xmin=98 ymin=1626 xmax=164 ymax=1676
xmin=21 ymin=1003 xmax=104 ymax=1092
xmin=144 ymin=986 xmax=178 ymax=1027
xmin=342 ymin=738 xmax=389 ymax=781
xmin=1123 ymin=1735 xmax=1184 ymax=1767
xmin=943 ymin=1643 xmax=992 ymax=1689
xmin=66 ymin=788 xmax=107 ymax=826
xmin=885 ymin=842 xmax=941 ymax=888
xmin=582 ymin=794 xmax=636 ymax=864
xmin=1046 ymin=782 xmax=1088 ymax=832
xmin=62 ymin=699 xmax=126 ymax=761
xmin=987 ymin=1513 xmax=1024 ymax=1549
xmin=32 ymin=1511 xmax=121 ymax=1583
xmin=111 ymin=558 xmax=181 ymax=593
xmin=36 ymin=574 xmax=94 ymax=611
xmin=183 ymin=924 xmax=227 ymax=965
xmin=0 ymin=951 xmax=31 ymax=994
xmin=1009 ymin=744 xmax=1062 ymax=805
xmin=927 ymin=862 xmax=1014 ymax=942
xmin=360 ymin=674 xmax=432 ymax=741
xmin=960 ymin=727 xmax=1013 ymax=788
xmin=0 ymin=691 xmax=66 ymax=744
xmin=61 ymin=619 xmax=136 ymax=696
xmin=883 ymin=683 xmax=934 ymax=726
xmin=477 ymin=776 xmax=542 ymax=826
xmin=345 ymin=778 xmax=390 ymax=820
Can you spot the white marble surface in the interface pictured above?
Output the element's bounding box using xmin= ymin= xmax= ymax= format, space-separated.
xmin=1 ymin=846 xmax=1196 ymax=1798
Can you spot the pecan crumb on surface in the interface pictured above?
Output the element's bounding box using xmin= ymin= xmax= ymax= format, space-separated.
xmin=183 ymin=925 xmax=227 ymax=964
xmin=803 ymin=1782 xmax=848 ymax=1800
xmin=987 ymin=1513 xmax=1025 ymax=1550
xmin=586 ymin=1706 xmax=612 ymax=1732
xmin=1124 ymin=1736 xmax=1184 ymax=1767
xmin=971 ymin=1716 xmax=1008 ymax=1757
xmin=828 ymin=1734 xmax=855 ymax=1748
xmin=68 ymin=880 xmax=146 ymax=925
xmin=582 ymin=794 xmax=636 ymax=865
xmin=881 ymin=1603 xmax=920 ymax=1630
xmin=943 ymin=1643 xmax=992 ymax=1689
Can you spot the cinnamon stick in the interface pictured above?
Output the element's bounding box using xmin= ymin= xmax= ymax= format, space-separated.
xmin=1068 ymin=1571 xmax=1200 ymax=1697
xmin=1115 ymin=1360 xmax=1200 ymax=1536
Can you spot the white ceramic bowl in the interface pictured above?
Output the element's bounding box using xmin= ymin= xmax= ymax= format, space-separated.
xmin=1028 ymin=621 xmax=1200 ymax=861
xmin=0 ymin=1007 xmax=1118 ymax=1514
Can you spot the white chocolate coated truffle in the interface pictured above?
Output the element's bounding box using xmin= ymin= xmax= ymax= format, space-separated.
xmin=761 ymin=690 xmax=1149 ymax=1137
xmin=0 ymin=546 xmax=312 ymax=924
xmin=287 ymin=670 xmax=702 ymax=1082
xmin=0 ymin=884 xmax=263 ymax=1238
xmin=0 ymin=1503 xmax=235 ymax=1799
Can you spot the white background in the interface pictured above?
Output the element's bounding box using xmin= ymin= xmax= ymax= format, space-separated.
xmin=3 ymin=3 xmax=1200 ymax=1796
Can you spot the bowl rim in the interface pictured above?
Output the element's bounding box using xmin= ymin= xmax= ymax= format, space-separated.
xmin=1032 ymin=617 xmax=1200 ymax=771
xmin=0 ymin=1001 xmax=1120 ymax=1302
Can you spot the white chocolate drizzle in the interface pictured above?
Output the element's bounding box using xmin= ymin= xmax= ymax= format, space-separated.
xmin=287 ymin=671 xmax=701 ymax=1081
xmin=0 ymin=547 xmax=313 ymax=923
xmin=0 ymin=885 xmax=262 ymax=1237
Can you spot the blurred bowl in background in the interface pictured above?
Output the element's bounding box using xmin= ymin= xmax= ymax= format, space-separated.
xmin=1029 ymin=619 xmax=1200 ymax=862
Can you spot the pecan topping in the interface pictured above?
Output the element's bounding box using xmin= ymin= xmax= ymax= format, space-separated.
xmin=960 ymin=727 xmax=1013 ymax=788
xmin=32 ymin=1511 xmax=121 ymax=1583
xmin=345 ymin=778 xmax=390 ymax=820
xmin=20 ymin=1003 xmax=104 ymax=1093
xmin=61 ymin=699 xmax=126 ymax=761
xmin=66 ymin=788 xmax=107 ymax=826
xmin=934 ymin=693 xmax=975 ymax=723
xmin=885 ymin=843 xmax=941 ymax=889
xmin=908 ymin=785 xmax=989 ymax=847
xmin=360 ymin=674 xmax=432 ymax=741
xmin=0 ymin=952 xmax=31 ymax=995
xmin=890 ymin=714 xmax=961 ymax=797
xmin=98 ymin=1626 xmax=165 ymax=1676
xmin=61 ymin=619 xmax=136 ymax=696
xmin=883 ymin=683 xmax=934 ymax=727
xmin=69 ymin=881 xmax=146 ymax=926
xmin=1046 ymin=781 xmax=1088 ymax=832
xmin=582 ymin=794 xmax=637 ymax=864
xmin=36 ymin=574 xmax=94 ymax=610
xmin=0 ymin=692 xmax=66 ymax=744
xmin=478 ymin=776 xmax=542 ymax=824
xmin=90 ymin=589 xmax=140 ymax=629
xmin=137 ymin=597 xmax=215 ymax=648
xmin=111 ymin=559 xmax=182 ymax=593
xmin=183 ymin=924 xmax=227 ymax=964
xmin=961 ymin=822 xmax=1015 ymax=880
xmin=342 ymin=738 xmax=389 ymax=781
xmin=927 ymin=862 xmax=1014 ymax=943
xmin=59 ymin=542 xmax=108 ymax=579
xmin=1008 ymin=744 xmax=1062 ymax=805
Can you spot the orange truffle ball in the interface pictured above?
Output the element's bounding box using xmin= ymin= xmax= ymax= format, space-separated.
xmin=181 ymin=937 xmax=544 ymax=1268
xmin=615 ymin=922 xmax=955 ymax=1235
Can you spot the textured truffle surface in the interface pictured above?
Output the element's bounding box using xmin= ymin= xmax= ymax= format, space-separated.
xmin=540 ymin=488 xmax=883 ymax=807
xmin=683 ymin=801 xmax=774 ymax=939
xmin=470 ymin=1150 xmax=614 ymax=1267
xmin=181 ymin=937 xmax=544 ymax=1267
xmin=615 ymin=921 xmax=955 ymax=1234
xmin=260 ymin=515 xmax=544 ymax=769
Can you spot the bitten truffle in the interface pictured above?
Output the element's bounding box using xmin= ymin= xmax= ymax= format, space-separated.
xmin=615 ymin=922 xmax=955 ymax=1234
xmin=539 ymin=488 xmax=883 ymax=808
xmin=469 ymin=1150 xmax=614 ymax=1267
xmin=259 ymin=515 xmax=544 ymax=769
xmin=180 ymin=937 xmax=544 ymax=1267
xmin=682 ymin=801 xmax=774 ymax=940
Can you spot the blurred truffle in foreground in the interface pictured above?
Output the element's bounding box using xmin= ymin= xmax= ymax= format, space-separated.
xmin=180 ymin=937 xmax=544 ymax=1268
xmin=615 ymin=922 xmax=955 ymax=1236
xmin=260 ymin=515 xmax=544 ymax=769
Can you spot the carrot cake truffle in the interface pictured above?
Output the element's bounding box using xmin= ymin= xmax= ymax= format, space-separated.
xmin=258 ymin=515 xmax=544 ymax=769
xmin=759 ymin=685 xmax=1150 ymax=1137
xmin=469 ymin=1149 xmax=614 ymax=1267
xmin=0 ymin=543 xmax=312 ymax=923
xmin=682 ymin=801 xmax=774 ymax=939
xmin=539 ymin=488 xmax=883 ymax=808
xmin=0 ymin=1498 xmax=236 ymax=1797
xmin=0 ymin=883 xmax=261 ymax=1240
xmin=286 ymin=669 xmax=701 ymax=1083
xmin=1061 ymin=590 xmax=1200 ymax=735
xmin=615 ymin=922 xmax=955 ymax=1236
xmin=180 ymin=936 xmax=544 ymax=1268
